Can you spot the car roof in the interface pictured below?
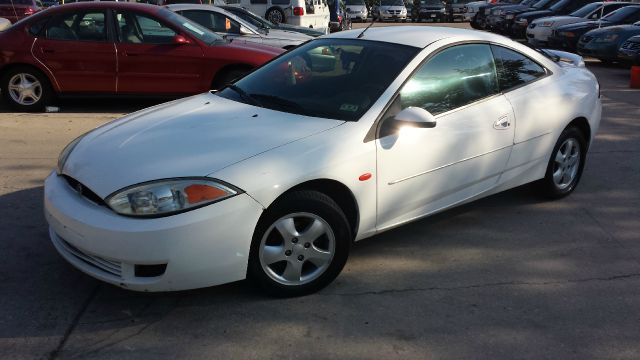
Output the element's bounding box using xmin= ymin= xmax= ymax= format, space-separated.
xmin=40 ymin=1 xmax=162 ymax=14
xmin=325 ymin=25 xmax=512 ymax=48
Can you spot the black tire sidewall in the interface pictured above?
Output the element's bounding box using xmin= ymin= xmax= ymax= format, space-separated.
xmin=247 ymin=191 xmax=351 ymax=297
xmin=541 ymin=127 xmax=587 ymax=199
xmin=1 ymin=66 xmax=52 ymax=112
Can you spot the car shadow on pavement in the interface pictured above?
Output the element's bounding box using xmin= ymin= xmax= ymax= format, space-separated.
xmin=0 ymin=97 xmax=171 ymax=114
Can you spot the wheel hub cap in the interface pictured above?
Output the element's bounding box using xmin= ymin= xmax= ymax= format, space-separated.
xmin=259 ymin=212 xmax=335 ymax=286
xmin=8 ymin=73 xmax=42 ymax=106
xmin=552 ymin=138 xmax=580 ymax=190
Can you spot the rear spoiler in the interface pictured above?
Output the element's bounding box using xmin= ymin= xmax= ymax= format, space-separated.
xmin=542 ymin=49 xmax=585 ymax=68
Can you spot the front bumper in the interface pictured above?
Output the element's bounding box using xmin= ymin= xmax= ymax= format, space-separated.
xmin=418 ymin=11 xmax=445 ymax=20
xmin=348 ymin=12 xmax=367 ymax=21
xmin=380 ymin=13 xmax=407 ymax=20
xmin=577 ymin=42 xmax=619 ymax=61
xmin=547 ymin=35 xmax=578 ymax=52
xmin=526 ymin=25 xmax=553 ymax=45
xmin=618 ymin=48 xmax=640 ymax=65
xmin=44 ymin=172 xmax=264 ymax=292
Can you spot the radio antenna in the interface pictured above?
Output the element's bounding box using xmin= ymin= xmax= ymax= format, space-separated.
xmin=357 ymin=12 xmax=377 ymax=38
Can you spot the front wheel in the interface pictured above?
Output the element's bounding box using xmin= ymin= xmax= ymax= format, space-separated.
xmin=247 ymin=191 xmax=351 ymax=297
xmin=1 ymin=66 xmax=52 ymax=112
xmin=265 ymin=6 xmax=286 ymax=24
xmin=538 ymin=127 xmax=587 ymax=199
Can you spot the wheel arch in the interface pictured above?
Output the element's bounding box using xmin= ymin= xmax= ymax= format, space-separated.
xmin=261 ymin=179 xmax=360 ymax=241
xmin=566 ymin=116 xmax=591 ymax=149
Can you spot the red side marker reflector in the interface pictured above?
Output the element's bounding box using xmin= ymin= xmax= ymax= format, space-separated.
xmin=359 ymin=173 xmax=372 ymax=181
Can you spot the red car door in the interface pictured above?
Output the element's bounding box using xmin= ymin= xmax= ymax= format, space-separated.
xmin=114 ymin=10 xmax=207 ymax=95
xmin=33 ymin=9 xmax=117 ymax=93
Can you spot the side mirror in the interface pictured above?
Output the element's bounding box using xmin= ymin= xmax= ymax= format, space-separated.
xmin=173 ymin=35 xmax=191 ymax=45
xmin=393 ymin=107 xmax=437 ymax=128
xmin=240 ymin=26 xmax=252 ymax=35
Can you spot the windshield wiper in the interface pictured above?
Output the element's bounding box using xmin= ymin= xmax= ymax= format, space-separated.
xmin=250 ymin=94 xmax=306 ymax=113
xmin=226 ymin=85 xmax=263 ymax=107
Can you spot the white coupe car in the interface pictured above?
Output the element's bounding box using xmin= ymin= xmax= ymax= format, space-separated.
xmin=45 ymin=26 xmax=601 ymax=296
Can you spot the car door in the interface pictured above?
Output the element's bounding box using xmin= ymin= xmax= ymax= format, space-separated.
xmin=376 ymin=43 xmax=515 ymax=230
xmin=114 ymin=10 xmax=206 ymax=95
xmin=33 ymin=9 xmax=116 ymax=93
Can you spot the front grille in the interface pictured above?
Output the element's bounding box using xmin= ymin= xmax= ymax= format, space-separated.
xmin=621 ymin=40 xmax=640 ymax=51
xmin=63 ymin=175 xmax=106 ymax=206
xmin=389 ymin=9 xmax=402 ymax=14
xmin=56 ymin=235 xmax=123 ymax=278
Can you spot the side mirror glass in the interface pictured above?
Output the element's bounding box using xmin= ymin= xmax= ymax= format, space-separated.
xmin=393 ymin=106 xmax=437 ymax=128
xmin=240 ymin=26 xmax=252 ymax=35
xmin=173 ymin=35 xmax=191 ymax=45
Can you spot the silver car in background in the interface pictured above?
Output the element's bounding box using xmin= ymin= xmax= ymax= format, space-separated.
xmin=168 ymin=4 xmax=313 ymax=49
xmin=346 ymin=0 xmax=369 ymax=21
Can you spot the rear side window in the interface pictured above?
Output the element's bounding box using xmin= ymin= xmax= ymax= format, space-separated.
xmin=45 ymin=11 xmax=107 ymax=42
xmin=179 ymin=10 xmax=240 ymax=33
xmin=399 ymin=43 xmax=499 ymax=115
xmin=116 ymin=12 xmax=176 ymax=44
xmin=491 ymin=45 xmax=546 ymax=92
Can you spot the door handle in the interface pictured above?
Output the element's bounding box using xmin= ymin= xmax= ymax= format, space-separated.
xmin=493 ymin=115 xmax=510 ymax=130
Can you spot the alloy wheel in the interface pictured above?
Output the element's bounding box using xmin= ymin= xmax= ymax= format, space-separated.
xmin=552 ymin=138 xmax=581 ymax=190
xmin=259 ymin=212 xmax=335 ymax=286
xmin=8 ymin=73 xmax=42 ymax=106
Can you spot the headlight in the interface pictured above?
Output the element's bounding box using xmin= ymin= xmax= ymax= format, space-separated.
xmin=516 ymin=18 xmax=528 ymax=25
xmin=505 ymin=14 xmax=514 ymax=19
xmin=57 ymin=134 xmax=85 ymax=174
xmin=106 ymin=178 xmax=240 ymax=217
xmin=541 ymin=21 xmax=554 ymax=27
xmin=593 ymin=34 xmax=619 ymax=43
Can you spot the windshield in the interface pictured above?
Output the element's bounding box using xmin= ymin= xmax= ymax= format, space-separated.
xmin=381 ymin=0 xmax=404 ymax=6
xmin=602 ymin=6 xmax=640 ymax=23
xmin=160 ymin=8 xmax=223 ymax=45
xmin=216 ymin=39 xmax=419 ymax=121
xmin=532 ymin=0 xmax=559 ymax=10
xmin=569 ymin=2 xmax=601 ymax=18
xmin=421 ymin=0 xmax=442 ymax=5
xmin=345 ymin=0 xmax=365 ymax=5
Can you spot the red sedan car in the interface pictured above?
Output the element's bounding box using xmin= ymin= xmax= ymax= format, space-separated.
xmin=0 ymin=2 xmax=284 ymax=111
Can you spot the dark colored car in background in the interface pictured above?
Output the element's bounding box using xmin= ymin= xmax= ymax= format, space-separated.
xmin=416 ymin=0 xmax=447 ymax=22
xmin=471 ymin=0 xmax=523 ymax=29
xmin=549 ymin=5 xmax=640 ymax=51
xmin=446 ymin=0 xmax=476 ymax=21
xmin=618 ymin=34 xmax=640 ymax=64
xmin=483 ymin=0 xmax=538 ymax=31
xmin=0 ymin=2 xmax=283 ymax=112
xmin=510 ymin=0 xmax=599 ymax=38
xmin=498 ymin=0 xmax=562 ymax=35
xmin=328 ymin=0 xmax=351 ymax=31
xmin=220 ymin=5 xmax=324 ymax=37
xmin=0 ymin=0 xmax=41 ymax=23
xmin=577 ymin=21 xmax=640 ymax=63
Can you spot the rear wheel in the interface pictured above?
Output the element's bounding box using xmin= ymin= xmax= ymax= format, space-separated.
xmin=538 ymin=126 xmax=587 ymax=199
xmin=266 ymin=6 xmax=286 ymax=24
xmin=1 ymin=66 xmax=52 ymax=112
xmin=248 ymin=190 xmax=351 ymax=297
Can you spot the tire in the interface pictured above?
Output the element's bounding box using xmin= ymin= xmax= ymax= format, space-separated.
xmin=247 ymin=190 xmax=351 ymax=297
xmin=1 ymin=65 xmax=53 ymax=112
xmin=265 ymin=6 xmax=286 ymax=24
xmin=538 ymin=126 xmax=587 ymax=199
xmin=211 ymin=68 xmax=249 ymax=90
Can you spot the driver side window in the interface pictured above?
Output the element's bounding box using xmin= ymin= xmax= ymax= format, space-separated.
xmin=398 ymin=43 xmax=499 ymax=115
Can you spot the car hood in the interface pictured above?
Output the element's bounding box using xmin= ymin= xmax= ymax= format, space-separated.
xmin=531 ymin=15 xmax=580 ymax=26
xmin=64 ymin=93 xmax=344 ymax=197
xmin=516 ymin=9 xmax=551 ymax=19
xmin=557 ymin=20 xmax=607 ymax=31
xmin=264 ymin=28 xmax=313 ymax=42
xmin=276 ymin=23 xmax=324 ymax=36
xmin=584 ymin=24 xmax=640 ymax=38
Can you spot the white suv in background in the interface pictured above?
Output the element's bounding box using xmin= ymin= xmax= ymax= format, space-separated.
xmin=226 ymin=0 xmax=330 ymax=34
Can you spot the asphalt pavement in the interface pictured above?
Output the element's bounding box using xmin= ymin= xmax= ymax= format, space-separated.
xmin=1 ymin=23 xmax=639 ymax=360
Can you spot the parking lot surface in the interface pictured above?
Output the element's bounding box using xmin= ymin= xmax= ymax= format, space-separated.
xmin=1 ymin=22 xmax=640 ymax=360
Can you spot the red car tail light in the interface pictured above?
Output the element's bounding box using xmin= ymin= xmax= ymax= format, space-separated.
xmin=24 ymin=7 xmax=36 ymax=16
xmin=293 ymin=7 xmax=304 ymax=16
